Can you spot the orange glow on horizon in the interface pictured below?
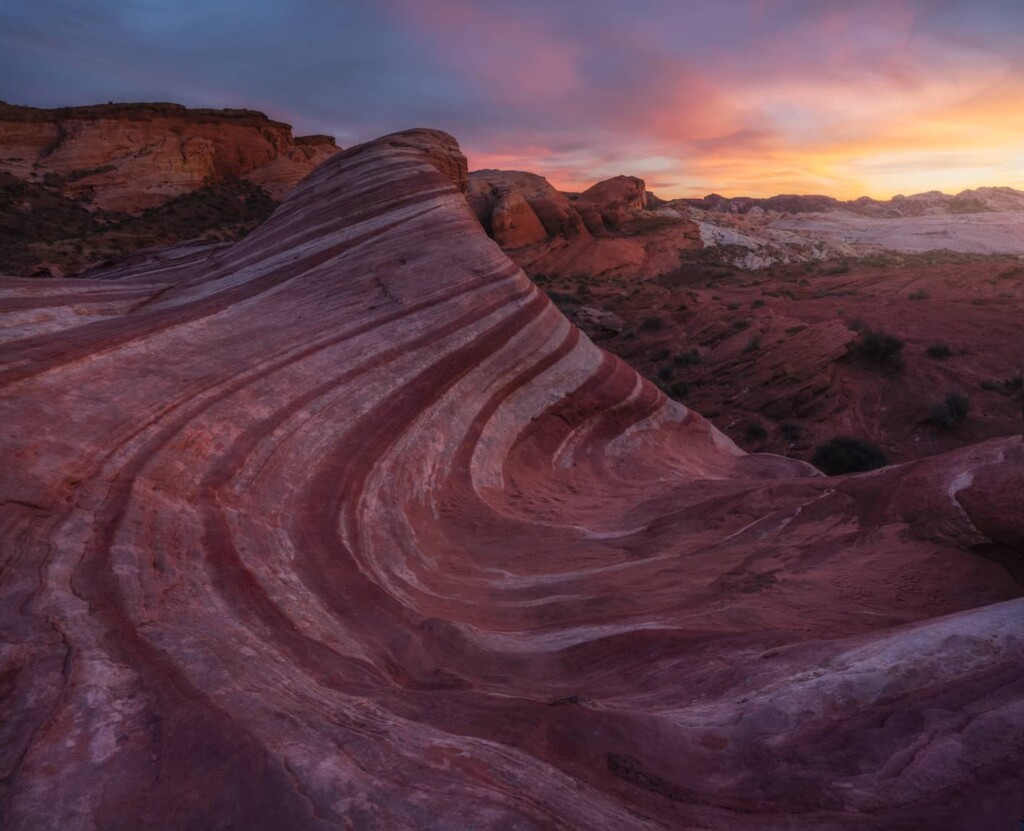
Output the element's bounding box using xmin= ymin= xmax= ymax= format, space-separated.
xmin=465 ymin=70 xmax=1024 ymax=201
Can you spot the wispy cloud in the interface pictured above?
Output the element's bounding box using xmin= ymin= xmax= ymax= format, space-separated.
xmin=1 ymin=0 xmax=1020 ymax=197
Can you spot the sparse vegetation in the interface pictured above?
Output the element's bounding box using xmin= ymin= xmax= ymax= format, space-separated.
xmin=641 ymin=315 xmax=665 ymax=331
xmin=925 ymin=343 xmax=953 ymax=359
xmin=849 ymin=327 xmax=904 ymax=372
xmin=0 ymin=173 xmax=278 ymax=276
xmin=812 ymin=437 xmax=888 ymax=475
xmin=929 ymin=393 xmax=970 ymax=428
xmin=545 ymin=290 xmax=582 ymax=307
xmin=743 ymin=335 xmax=761 ymax=354
xmin=751 ymin=299 xmax=764 ymax=309
xmin=673 ymin=349 xmax=701 ymax=366
xmin=744 ymin=422 xmax=768 ymax=443
xmin=780 ymin=422 xmax=803 ymax=442
xmin=908 ymin=289 xmax=930 ymax=300
xmin=980 ymin=376 xmax=1023 ymax=394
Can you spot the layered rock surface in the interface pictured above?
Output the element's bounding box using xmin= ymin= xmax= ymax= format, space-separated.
xmin=1 ymin=129 xmax=1022 ymax=830
xmin=0 ymin=101 xmax=340 ymax=211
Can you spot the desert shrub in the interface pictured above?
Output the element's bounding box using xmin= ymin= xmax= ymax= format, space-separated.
xmin=731 ymin=319 xmax=751 ymax=332
xmin=929 ymin=393 xmax=970 ymax=428
xmin=925 ymin=343 xmax=952 ymax=359
xmin=673 ymin=348 xmax=701 ymax=366
xmin=812 ymin=437 xmax=888 ymax=475
xmin=668 ymin=381 xmax=689 ymax=398
xmin=743 ymin=335 xmax=761 ymax=354
xmin=641 ymin=315 xmax=665 ymax=331
xmin=546 ymin=290 xmax=581 ymax=306
xmin=780 ymin=422 xmax=803 ymax=441
xmin=751 ymin=298 xmax=765 ymax=309
xmin=652 ymin=348 xmax=670 ymax=361
xmin=744 ymin=422 xmax=768 ymax=443
xmin=727 ymin=301 xmax=741 ymax=311
xmin=850 ymin=328 xmax=904 ymax=372
xmin=909 ymin=289 xmax=930 ymax=300
xmin=657 ymin=364 xmax=674 ymax=381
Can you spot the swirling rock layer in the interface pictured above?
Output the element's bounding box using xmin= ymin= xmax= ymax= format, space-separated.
xmin=1 ymin=129 xmax=1022 ymax=830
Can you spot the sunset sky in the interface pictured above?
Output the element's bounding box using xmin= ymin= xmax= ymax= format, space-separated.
xmin=2 ymin=0 xmax=1022 ymax=199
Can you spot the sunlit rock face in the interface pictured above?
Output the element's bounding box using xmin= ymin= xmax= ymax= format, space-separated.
xmin=1 ymin=129 xmax=1022 ymax=830
xmin=0 ymin=101 xmax=340 ymax=211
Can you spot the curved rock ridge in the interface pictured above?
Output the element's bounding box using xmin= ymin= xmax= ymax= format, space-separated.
xmin=1 ymin=129 xmax=1022 ymax=830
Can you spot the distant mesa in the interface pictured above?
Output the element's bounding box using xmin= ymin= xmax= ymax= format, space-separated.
xmin=0 ymin=100 xmax=341 ymax=212
xmin=681 ymin=186 xmax=1024 ymax=217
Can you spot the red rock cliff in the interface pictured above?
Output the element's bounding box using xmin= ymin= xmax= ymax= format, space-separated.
xmin=0 ymin=101 xmax=340 ymax=211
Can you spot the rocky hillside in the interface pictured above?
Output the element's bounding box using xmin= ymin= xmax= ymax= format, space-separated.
xmin=1 ymin=129 xmax=1021 ymax=830
xmin=0 ymin=101 xmax=340 ymax=277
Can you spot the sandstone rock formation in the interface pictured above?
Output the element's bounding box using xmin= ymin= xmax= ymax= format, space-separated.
xmin=575 ymin=174 xmax=649 ymax=233
xmin=468 ymin=169 xmax=586 ymax=246
xmin=0 ymin=101 xmax=340 ymax=211
xmin=469 ymin=169 xmax=702 ymax=279
xmin=1 ymin=129 xmax=1022 ymax=830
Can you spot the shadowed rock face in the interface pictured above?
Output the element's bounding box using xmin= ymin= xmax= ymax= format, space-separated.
xmin=1 ymin=129 xmax=1022 ymax=830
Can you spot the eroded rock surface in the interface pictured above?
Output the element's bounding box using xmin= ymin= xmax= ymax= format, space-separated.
xmin=1 ymin=129 xmax=1022 ymax=830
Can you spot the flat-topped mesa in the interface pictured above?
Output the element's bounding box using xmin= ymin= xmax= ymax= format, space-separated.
xmin=1 ymin=127 xmax=1022 ymax=830
xmin=0 ymin=100 xmax=341 ymax=210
